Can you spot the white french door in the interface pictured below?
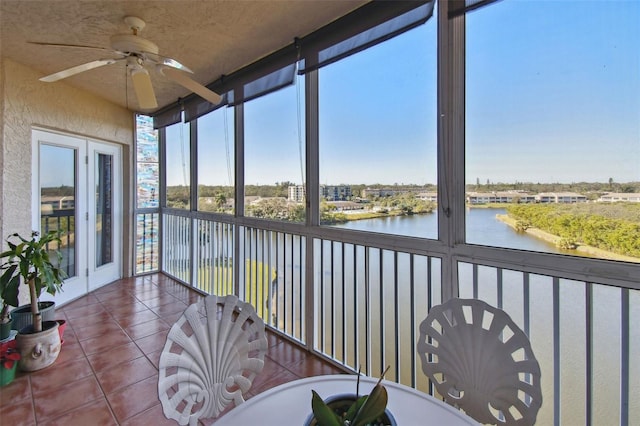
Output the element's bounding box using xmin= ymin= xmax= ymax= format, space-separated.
xmin=32 ymin=129 xmax=122 ymax=305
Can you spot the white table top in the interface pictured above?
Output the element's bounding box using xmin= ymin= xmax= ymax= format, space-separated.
xmin=216 ymin=374 xmax=479 ymax=425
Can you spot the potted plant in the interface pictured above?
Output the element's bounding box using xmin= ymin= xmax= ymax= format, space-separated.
xmin=0 ymin=230 xmax=66 ymax=371
xmin=0 ymin=301 xmax=13 ymax=340
xmin=0 ymin=338 xmax=21 ymax=387
xmin=308 ymin=367 xmax=395 ymax=426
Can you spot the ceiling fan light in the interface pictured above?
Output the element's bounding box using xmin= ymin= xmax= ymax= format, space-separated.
xmin=130 ymin=67 xmax=158 ymax=109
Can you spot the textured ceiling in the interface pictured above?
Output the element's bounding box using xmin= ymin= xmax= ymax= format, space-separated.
xmin=0 ymin=0 xmax=368 ymax=113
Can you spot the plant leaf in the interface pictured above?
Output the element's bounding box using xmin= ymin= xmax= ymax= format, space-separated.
xmin=351 ymin=384 xmax=388 ymax=426
xmin=311 ymin=390 xmax=342 ymax=426
xmin=345 ymin=395 xmax=367 ymax=422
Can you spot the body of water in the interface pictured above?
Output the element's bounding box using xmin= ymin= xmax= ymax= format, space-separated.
xmin=321 ymin=208 xmax=637 ymax=424
xmin=334 ymin=208 xmax=564 ymax=254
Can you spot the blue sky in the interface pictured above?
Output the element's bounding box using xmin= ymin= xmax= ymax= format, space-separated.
xmin=168 ymin=0 xmax=639 ymax=187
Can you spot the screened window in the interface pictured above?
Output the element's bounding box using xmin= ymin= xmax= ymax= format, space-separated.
xmin=165 ymin=120 xmax=192 ymax=209
xmin=318 ymin=21 xmax=437 ymax=238
xmin=197 ymin=107 xmax=235 ymax=214
xmin=465 ymin=0 xmax=640 ymax=263
xmin=244 ymin=81 xmax=306 ymax=222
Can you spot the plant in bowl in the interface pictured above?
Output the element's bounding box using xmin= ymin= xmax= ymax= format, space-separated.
xmin=0 ymin=230 xmax=66 ymax=332
xmin=0 ymin=230 xmax=66 ymax=371
xmin=310 ymin=367 xmax=393 ymax=426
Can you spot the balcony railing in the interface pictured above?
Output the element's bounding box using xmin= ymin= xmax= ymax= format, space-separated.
xmin=160 ymin=211 xmax=639 ymax=425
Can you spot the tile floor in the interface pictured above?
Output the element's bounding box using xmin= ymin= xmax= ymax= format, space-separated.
xmin=0 ymin=274 xmax=345 ymax=425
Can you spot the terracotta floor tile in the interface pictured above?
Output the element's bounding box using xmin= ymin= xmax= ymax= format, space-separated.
xmin=135 ymin=330 xmax=169 ymax=354
xmin=63 ymin=303 xmax=108 ymax=320
xmin=141 ymin=293 xmax=181 ymax=309
xmin=285 ymin=357 xmax=345 ymax=378
xmin=151 ymin=300 xmax=188 ymax=317
xmin=33 ymin=376 xmax=103 ymax=422
xmin=31 ymin=357 xmax=94 ymax=395
xmin=159 ymin=310 xmax=186 ymax=327
xmin=87 ymin=341 xmax=144 ymax=373
xmin=145 ymin=349 xmax=163 ymax=369
xmin=106 ymin=375 xmax=160 ymax=422
xmin=0 ymin=373 xmax=31 ymax=406
xmin=73 ymin=310 xmax=114 ymax=326
xmin=58 ymin=294 xmax=101 ymax=310
xmin=106 ymin=301 xmax=151 ymax=317
xmin=120 ymin=403 xmax=177 ymax=426
xmin=96 ymin=355 xmax=157 ymax=394
xmin=74 ymin=320 xmax=123 ymax=341
xmin=0 ymin=398 xmax=36 ymax=425
xmin=42 ymin=398 xmax=117 ymax=426
xmin=55 ymin=340 xmax=86 ymax=365
xmin=10 ymin=274 xmax=346 ymax=425
xmin=93 ymin=285 xmax=133 ymax=297
xmin=79 ymin=328 xmax=132 ymax=356
xmin=123 ymin=318 xmax=169 ymax=340
xmin=131 ymin=288 xmax=163 ymax=301
xmin=248 ymin=368 xmax=301 ymax=396
xmin=99 ymin=294 xmax=142 ymax=309
xmin=113 ymin=309 xmax=160 ymax=328
xmin=59 ymin=324 xmax=79 ymax=345
xmin=266 ymin=338 xmax=308 ymax=368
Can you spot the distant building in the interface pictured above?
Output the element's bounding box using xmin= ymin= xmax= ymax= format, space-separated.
xmin=466 ymin=191 xmax=535 ymax=204
xmin=288 ymin=184 xmax=352 ymax=202
xmin=321 ymin=185 xmax=351 ymax=201
xmin=417 ymin=192 xmax=438 ymax=202
xmin=536 ymin=192 xmax=587 ymax=203
xmin=598 ymin=193 xmax=640 ymax=203
xmin=328 ymin=201 xmax=364 ymax=211
xmin=362 ymin=188 xmax=400 ymax=198
xmin=288 ymin=185 xmax=306 ymax=202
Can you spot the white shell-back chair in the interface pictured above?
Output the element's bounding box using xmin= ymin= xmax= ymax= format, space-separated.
xmin=417 ymin=298 xmax=542 ymax=425
xmin=158 ymin=294 xmax=268 ymax=425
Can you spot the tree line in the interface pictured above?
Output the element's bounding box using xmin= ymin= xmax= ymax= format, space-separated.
xmin=506 ymin=203 xmax=640 ymax=258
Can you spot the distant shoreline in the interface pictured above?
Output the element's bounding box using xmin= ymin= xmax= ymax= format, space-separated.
xmin=496 ymin=214 xmax=640 ymax=263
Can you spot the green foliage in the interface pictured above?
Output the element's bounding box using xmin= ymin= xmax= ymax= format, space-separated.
xmin=377 ymin=193 xmax=435 ymax=214
xmin=311 ymin=368 xmax=389 ymax=426
xmin=245 ymin=198 xmax=305 ymax=222
xmin=514 ymin=220 xmax=531 ymax=232
xmin=311 ymin=384 xmax=388 ymax=426
xmin=557 ymin=238 xmax=577 ymax=250
xmin=0 ymin=231 xmax=67 ymax=328
xmin=506 ymin=203 xmax=640 ymax=257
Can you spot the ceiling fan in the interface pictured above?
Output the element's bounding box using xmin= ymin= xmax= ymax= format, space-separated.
xmin=31 ymin=16 xmax=221 ymax=110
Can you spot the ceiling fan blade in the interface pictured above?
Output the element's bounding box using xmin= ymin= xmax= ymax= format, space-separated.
xmin=159 ymin=66 xmax=222 ymax=105
xmin=131 ymin=68 xmax=158 ymax=109
xmin=29 ymin=41 xmax=115 ymax=53
xmin=144 ymin=52 xmax=193 ymax=73
xmin=39 ymin=58 xmax=122 ymax=82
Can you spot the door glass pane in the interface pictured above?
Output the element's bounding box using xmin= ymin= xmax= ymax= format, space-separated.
xmin=40 ymin=144 xmax=76 ymax=278
xmin=95 ymin=153 xmax=113 ymax=267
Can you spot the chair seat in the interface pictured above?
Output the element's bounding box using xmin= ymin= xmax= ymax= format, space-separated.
xmin=417 ymin=298 xmax=542 ymax=426
xmin=158 ymin=294 xmax=268 ymax=425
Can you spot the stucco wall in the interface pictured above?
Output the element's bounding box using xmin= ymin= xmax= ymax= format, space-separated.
xmin=1 ymin=59 xmax=134 ymax=278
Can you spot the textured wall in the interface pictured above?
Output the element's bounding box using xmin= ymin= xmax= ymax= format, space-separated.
xmin=1 ymin=59 xmax=134 ymax=302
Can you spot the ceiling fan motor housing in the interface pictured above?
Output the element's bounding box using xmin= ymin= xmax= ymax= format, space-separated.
xmin=111 ymin=34 xmax=159 ymax=55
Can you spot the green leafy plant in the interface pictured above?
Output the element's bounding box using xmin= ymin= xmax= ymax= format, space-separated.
xmin=0 ymin=231 xmax=66 ymax=333
xmin=311 ymin=367 xmax=390 ymax=426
